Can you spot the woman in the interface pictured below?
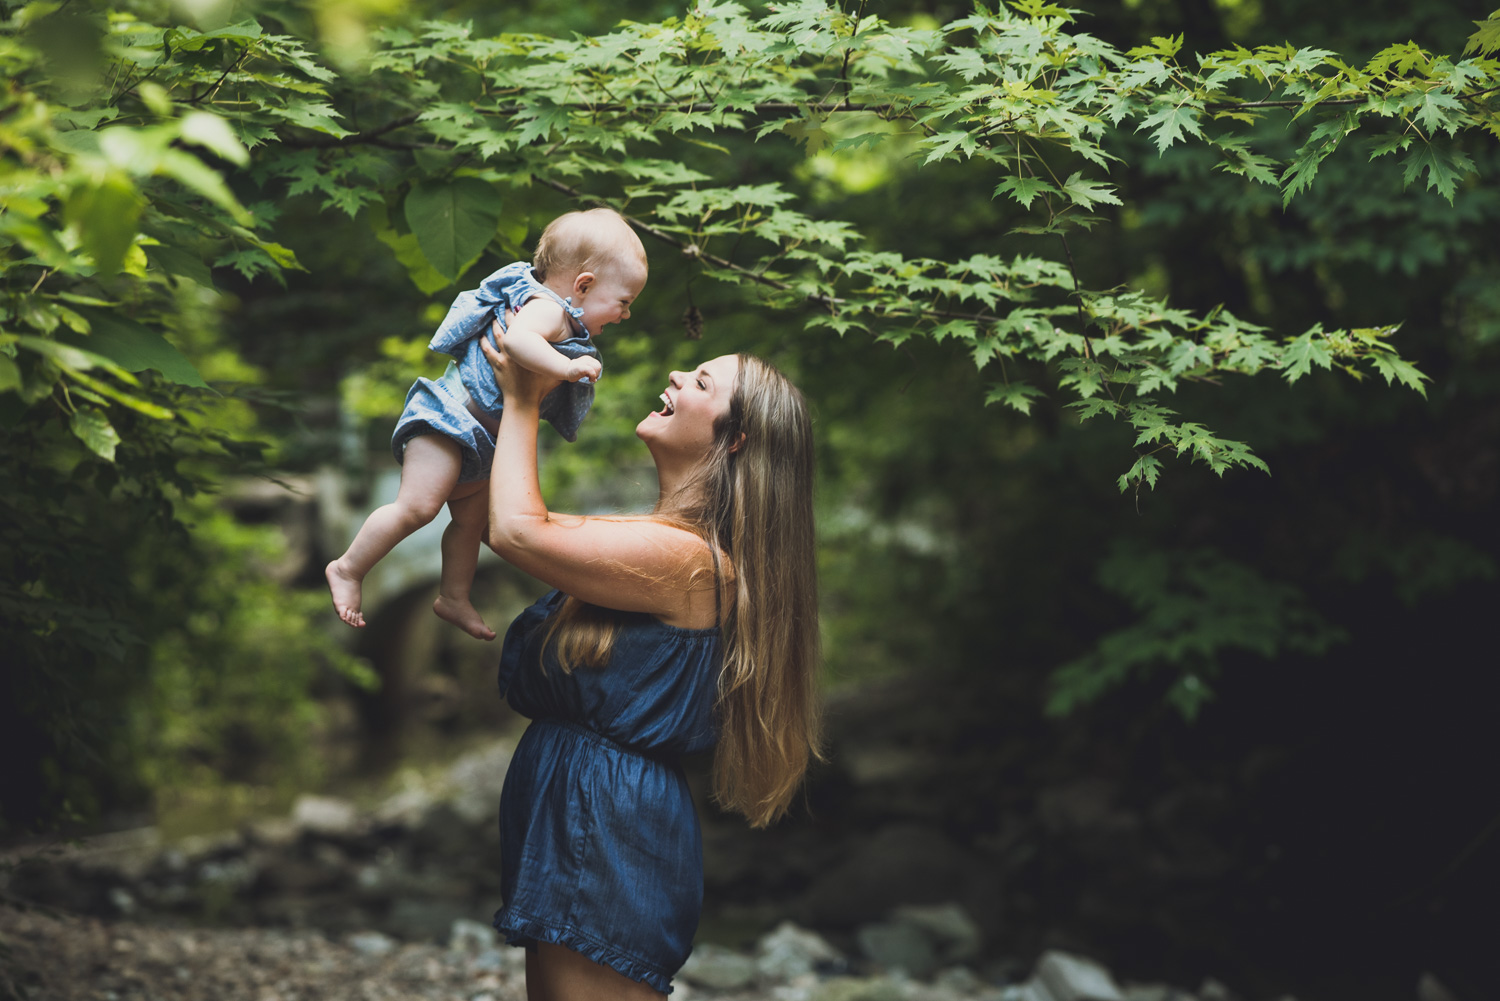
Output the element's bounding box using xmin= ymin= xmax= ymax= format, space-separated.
xmin=479 ymin=327 xmax=821 ymax=999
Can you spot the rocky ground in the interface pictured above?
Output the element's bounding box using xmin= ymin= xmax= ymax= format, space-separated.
xmin=1 ymin=899 xmax=1216 ymax=1001
xmin=1 ymin=671 xmax=1476 ymax=1001
xmin=0 ymin=737 xmax=1264 ymax=1001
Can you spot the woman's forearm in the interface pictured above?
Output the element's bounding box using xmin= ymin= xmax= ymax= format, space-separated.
xmin=487 ymin=396 xmax=549 ymax=553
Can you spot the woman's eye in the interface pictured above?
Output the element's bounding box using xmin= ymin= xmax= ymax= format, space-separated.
xmin=696 ymin=379 xmax=706 ymax=390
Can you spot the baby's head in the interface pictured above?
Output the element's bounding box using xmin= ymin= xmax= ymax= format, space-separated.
xmin=535 ymin=208 xmax=646 ymax=287
xmin=533 ymin=208 xmax=648 ymax=335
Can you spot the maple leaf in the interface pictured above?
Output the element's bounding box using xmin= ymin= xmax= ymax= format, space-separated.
xmin=1137 ymin=103 xmax=1203 ymax=154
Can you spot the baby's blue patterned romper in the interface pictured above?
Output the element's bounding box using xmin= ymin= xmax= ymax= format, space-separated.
xmin=390 ymin=261 xmax=603 ymax=483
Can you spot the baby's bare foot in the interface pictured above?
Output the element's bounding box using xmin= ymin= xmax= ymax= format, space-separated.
xmin=433 ymin=595 xmax=496 ymax=641
xmin=326 ymin=560 xmax=366 ymax=628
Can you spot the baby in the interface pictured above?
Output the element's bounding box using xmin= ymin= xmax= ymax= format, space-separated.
xmin=326 ymin=207 xmax=648 ymax=639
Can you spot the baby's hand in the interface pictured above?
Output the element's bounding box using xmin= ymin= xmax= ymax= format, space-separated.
xmin=566 ymin=356 xmax=603 ymax=384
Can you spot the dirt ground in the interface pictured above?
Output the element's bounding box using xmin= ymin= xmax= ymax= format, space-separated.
xmin=0 ymin=905 xmax=528 ymax=1001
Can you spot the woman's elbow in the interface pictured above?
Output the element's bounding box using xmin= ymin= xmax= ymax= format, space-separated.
xmin=485 ymin=515 xmax=535 ymax=558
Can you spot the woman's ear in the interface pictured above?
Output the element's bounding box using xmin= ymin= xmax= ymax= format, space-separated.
xmin=728 ymin=431 xmax=747 ymax=454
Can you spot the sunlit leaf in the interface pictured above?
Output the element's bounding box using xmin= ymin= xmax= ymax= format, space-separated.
xmin=70 ymin=407 xmax=120 ymax=461
xmin=404 ymin=179 xmax=505 ymax=281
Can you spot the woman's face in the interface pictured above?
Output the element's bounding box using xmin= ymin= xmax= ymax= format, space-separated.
xmin=637 ymin=355 xmax=740 ymax=460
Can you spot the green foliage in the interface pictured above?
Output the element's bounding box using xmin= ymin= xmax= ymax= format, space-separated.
xmin=1046 ymin=543 xmax=1348 ymax=720
xmin=133 ymin=495 xmax=376 ymax=804
xmin=240 ymin=0 xmax=1497 ymax=488
xmin=0 ymin=4 xmax=367 ymax=830
xmin=5 ymin=0 xmax=1499 ymax=828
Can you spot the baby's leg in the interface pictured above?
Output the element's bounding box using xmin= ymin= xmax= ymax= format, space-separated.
xmin=326 ymin=434 xmax=462 ymax=628
xmin=431 ymin=484 xmax=496 ymax=641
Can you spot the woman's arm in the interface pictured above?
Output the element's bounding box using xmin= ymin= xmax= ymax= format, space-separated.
xmin=481 ymin=327 xmax=718 ymax=628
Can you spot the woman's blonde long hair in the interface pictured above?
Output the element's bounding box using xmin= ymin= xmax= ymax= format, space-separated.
xmin=543 ymin=354 xmax=821 ymax=828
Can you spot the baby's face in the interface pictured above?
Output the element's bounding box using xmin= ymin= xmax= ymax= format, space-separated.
xmin=575 ymin=259 xmax=647 ymax=335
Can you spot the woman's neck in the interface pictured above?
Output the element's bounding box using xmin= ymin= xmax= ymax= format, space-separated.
xmin=654 ymin=467 xmax=703 ymax=515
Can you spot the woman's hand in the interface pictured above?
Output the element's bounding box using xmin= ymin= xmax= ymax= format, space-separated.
xmin=481 ymin=318 xmax=563 ymax=409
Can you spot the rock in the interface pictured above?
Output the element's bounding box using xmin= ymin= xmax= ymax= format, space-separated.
xmin=468 ymin=945 xmax=524 ymax=975
xmin=807 ymin=975 xmax=907 ymax=1001
xmin=772 ymin=974 xmax=822 ymax=1001
xmin=857 ymin=902 xmax=982 ymax=980
xmin=756 ymin=921 xmax=845 ymax=983
xmin=891 ymin=903 xmax=981 ymax=964
xmin=255 ymin=855 xmax=341 ymax=894
xmin=384 ymin=898 xmax=458 ymax=942
xmin=447 ymin=917 xmax=497 ymax=953
xmin=1037 ymin=779 xmax=1120 ymax=833
xmin=857 ymin=921 xmax=937 ymax=980
xmin=1196 ymin=978 xmax=1231 ymax=1001
xmin=1031 ymin=950 xmax=1125 ymax=1001
xmin=447 ymin=742 xmax=511 ymax=826
xmin=374 ymin=782 xmax=436 ymax=828
xmin=409 ymin=802 xmax=485 ymax=859
xmin=1417 ymin=973 xmax=1459 ymax=1001
xmin=798 ymin=825 xmax=992 ymax=929
xmin=107 ymin=887 xmax=137 ymax=916
xmin=198 ymin=856 xmax=257 ymax=891
xmin=934 ymin=966 xmax=985 ymax=994
xmin=292 ymin=795 xmax=361 ymax=838
xmin=245 ymin=815 xmax=300 ymax=849
xmin=1002 ymin=985 xmax=1048 ymax=1001
xmin=346 ymin=931 xmax=396 ymax=957
xmin=680 ymin=942 xmax=758 ymax=991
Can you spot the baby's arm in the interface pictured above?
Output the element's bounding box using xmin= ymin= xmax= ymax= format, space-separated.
xmin=500 ymin=299 xmax=602 ymax=383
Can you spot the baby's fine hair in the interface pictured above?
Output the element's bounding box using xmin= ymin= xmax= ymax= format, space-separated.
xmin=533 ymin=208 xmax=646 ymax=282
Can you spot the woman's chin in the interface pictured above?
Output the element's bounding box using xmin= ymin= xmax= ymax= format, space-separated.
xmin=636 ymin=410 xmax=669 ymax=439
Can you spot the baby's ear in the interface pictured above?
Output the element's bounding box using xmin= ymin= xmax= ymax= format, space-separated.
xmin=573 ymin=271 xmax=595 ymax=295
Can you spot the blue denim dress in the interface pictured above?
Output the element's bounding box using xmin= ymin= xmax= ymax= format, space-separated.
xmin=493 ymin=590 xmax=722 ymax=994
xmin=391 ymin=262 xmax=603 ymax=483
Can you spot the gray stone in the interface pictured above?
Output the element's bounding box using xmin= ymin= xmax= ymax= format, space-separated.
xmin=891 ymin=903 xmax=981 ymax=963
xmin=409 ymin=802 xmax=485 ymax=859
xmin=384 ymin=897 xmax=457 ymax=942
xmin=934 ymin=966 xmax=985 ymax=994
xmin=1196 ymin=979 xmax=1231 ymax=1001
xmin=1002 ymin=986 xmax=1049 ymax=1001
xmin=448 ymin=917 xmax=496 ymax=953
xmin=469 ymin=946 xmax=524 ymax=975
xmin=107 ymin=886 xmax=137 ymax=916
xmin=757 ymin=921 xmax=845 ymax=983
xmin=798 ymin=825 xmax=991 ymax=929
xmin=292 ymin=795 xmax=361 ymax=837
xmin=1037 ymin=778 xmax=1120 ymax=833
xmin=1122 ymin=986 xmax=1191 ymax=1001
xmin=680 ymin=942 xmax=758 ymax=991
xmin=1418 ymin=973 xmax=1459 ymax=1001
xmin=245 ymin=815 xmax=299 ymax=849
xmin=770 ymin=975 xmax=821 ymax=1001
xmin=198 ymin=856 xmax=257 ymax=890
xmin=858 ymin=921 xmax=937 ymax=980
xmin=447 ymin=742 xmax=512 ymax=826
xmin=374 ymin=782 xmax=436 ymax=828
xmin=807 ymin=976 xmax=907 ymax=1001
xmin=347 ymin=931 xmax=396 ymax=957
xmin=1033 ymin=951 xmax=1125 ymax=1001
